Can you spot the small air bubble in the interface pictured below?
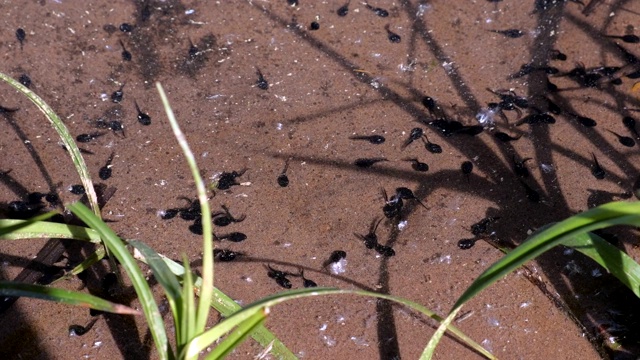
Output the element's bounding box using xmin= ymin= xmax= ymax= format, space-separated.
xmin=591 ymin=268 xmax=602 ymax=277
xmin=329 ymin=258 xmax=347 ymax=275
xmin=350 ymin=336 xmax=369 ymax=346
xmin=320 ymin=334 xmax=336 ymax=347
xmin=397 ymin=220 xmax=408 ymax=231
xmin=540 ymin=163 xmax=555 ymax=173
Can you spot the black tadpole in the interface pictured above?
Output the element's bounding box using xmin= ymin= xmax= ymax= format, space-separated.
xmin=337 ymin=1 xmax=350 ymax=16
xmin=364 ymin=3 xmax=389 ymax=17
xmin=489 ymin=29 xmax=525 ymax=38
xmin=403 ymin=158 xmax=429 ymax=172
xmin=111 ymin=83 xmax=125 ymax=103
xmin=69 ymin=319 xmax=98 ymax=337
xmin=216 ymin=169 xmax=247 ymax=190
xmin=457 ymin=238 xmax=477 ymax=250
xmin=606 ymin=129 xmax=635 ymax=147
xmin=214 ymin=249 xmax=241 ymax=262
xmin=255 ymin=68 xmax=269 ymax=90
xmin=16 ymin=28 xmax=26 ymax=49
xmin=605 ymin=34 xmax=640 ymax=44
xmin=277 ymin=159 xmax=290 ymax=187
xmin=214 ymin=232 xmax=247 ymax=243
xmin=422 ymin=135 xmax=442 ymax=153
xmin=401 ymin=127 xmax=424 ymax=150
xmin=266 ymin=265 xmax=292 ymax=289
xmin=212 ymin=205 xmax=245 ymax=226
xmin=299 ymin=269 xmax=318 ymax=288
xmin=355 ymin=218 xmax=382 ymax=249
xmin=385 ymin=25 xmax=401 ymax=43
xmin=119 ymin=40 xmax=132 ymax=61
xmin=134 ymin=100 xmax=151 ymax=126
xmin=99 ymin=152 xmax=115 ymax=180
xmin=18 ymin=74 xmax=31 ymax=88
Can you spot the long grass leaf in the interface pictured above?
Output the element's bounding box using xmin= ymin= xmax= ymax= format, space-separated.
xmin=420 ymin=306 xmax=463 ymax=360
xmin=0 ymin=72 xmax=99 ymax=214
xmin=181 ymin=256 xmax=197 ymax=357
xmin=130 ymin=240 xmax=182 ymax=305
xmin=188 ymin=288 xmax=493 ymax=359
xmin=152 ymin=254 xmax=297 ymax=360
xmin=0 ymin=281 xmax=139 ymax=315
xmin=156 ymin=82 xmax=214 ymax=334
xmin=204 ymin=309 xmax=267 ymax=360
xmin=0 ymin=220 xmax=102 ymax=242
xmin=452 ymin=201 xmax=640 ymax=310
xmin=69 ymin=202 xmax=170 ymax=360
xmin=0 ymin=212 xmax=58 ymax=237
xmin=564 ymin=232 xmax=640 ymax=298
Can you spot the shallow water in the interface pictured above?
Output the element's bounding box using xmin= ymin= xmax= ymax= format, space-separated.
xmin=1 ymin=1 xmax=640 ymax=359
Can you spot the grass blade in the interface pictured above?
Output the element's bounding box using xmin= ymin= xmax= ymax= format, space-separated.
xmin=564 ymin=232 xmax=640 ymax=298
xmin=181 ymin=256 xmax=197 ymax=356
xmin=452 ymin=201 xmax=640 ymax=311
xmin=130 ymin=240 xmax=182 ymax=306
xmin=420 ymin=306 xmax=463 ymax=360
xmin=0 ymin=212 xmax=58 ymax=237
xmin=156 ymin=82 xmax=214 ymax=334
xmin=187 ymin=287 xmax=493 ymax=359
xmin=69 ymin=202 xmax=170 ymax=360
xmin=51 ymin=247 xmax=106 ymax=285
xmin=0 ymin=72 xmax=99 ymax=214
xmin=151 ymin=254 xmax=298 ymax=360
xmin=0 ymin=281 xmax=139 ymax=315
xmin=204 ymin=309 xmax=268 ymax=360
xmin=0 ymin=220 xmax=101 ymax=243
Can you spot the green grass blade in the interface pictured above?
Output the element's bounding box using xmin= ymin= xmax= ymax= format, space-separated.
xmin=0 ymin=72 xmax=99 ymax=215
xmin=156 ymin=82 xmax=214 ymax=334
xmin=122 ymin=248 xmax=297 ymax=359
xmin=204 ymin=309 xmax=268 ymax=360
xmin=51 ymin=247 xmax=106 ymax=285
xmin=130 ymin=239 xmax=184 ymax=350
xmin=452 ymin=201 xmax=640 ymax=311
xmin=187 ymin=288 xmax=493 ymax=359
xmin=181 ymin=256 xmax=197 ymax=356
xmin=0 ymin=281 xmax=139 ymax=315
xmin=68 ymin=202 xmax=170 ymax=360
xmin=0 ymin=212 xmax=58 ymax=237
xmin=420 ymin=306 xmax=463 ymax=360
xmin=152 ymin=254 xmax=297 ymax=360
xmin=0 ymin=220 xmax=102 ymax=243
xmin=564 ymin=232 xmax=640 ymax=298
xmin=130 ymin=240 xmax=182 ymax=305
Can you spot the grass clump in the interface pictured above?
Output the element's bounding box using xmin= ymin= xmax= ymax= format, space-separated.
xmin=0 ymin=73 xmax=492 ymax=359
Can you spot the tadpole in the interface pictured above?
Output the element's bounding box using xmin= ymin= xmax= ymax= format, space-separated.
xmin=69 ymin=319 xmax=98 ymax=337
xmin=134 ymin=101 xmax=151 ymax=126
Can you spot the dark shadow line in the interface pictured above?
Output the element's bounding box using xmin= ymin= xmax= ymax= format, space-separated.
xmin=283 ymin=97 xmax=386 ymax=126
xmin=1 ymin=112 xmax=57 ymax=193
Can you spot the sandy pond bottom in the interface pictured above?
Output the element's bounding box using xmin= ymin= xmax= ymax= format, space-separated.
xmin=1 ymin=0 xmax=640 ymax=359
